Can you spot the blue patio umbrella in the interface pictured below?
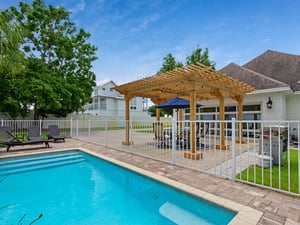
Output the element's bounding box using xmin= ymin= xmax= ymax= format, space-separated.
xmin=156 ymin=96 xmax=202 ymax=123
xmin=156 ymin=97 xmax=201 ymax=109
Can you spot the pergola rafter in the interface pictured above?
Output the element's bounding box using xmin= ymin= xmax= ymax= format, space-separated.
xmin=114 ymin=62 xmax=255 ymax=159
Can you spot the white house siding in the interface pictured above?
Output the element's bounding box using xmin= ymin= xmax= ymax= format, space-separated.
xmin=83 ymin=80 xmax=150 ymax=119
xmin=286 ymin=93 xmax=300 ymax=120
xmin=195 ymin=87 xmax=300 ymax=122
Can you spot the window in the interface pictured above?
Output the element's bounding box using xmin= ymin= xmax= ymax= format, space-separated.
xmin=100 ymin=97 xmax=106 ymax=110
xmin=142 ymin=100 xmax=148 ymax=111
xmin=243 ymin=105 xmax=261 ymax=111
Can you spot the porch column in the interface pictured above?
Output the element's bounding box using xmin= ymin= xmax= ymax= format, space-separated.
xmin=184 ymin=91 xmax=201 ymax=160
xmin=122 ymin=95 xmax=133 ymax=145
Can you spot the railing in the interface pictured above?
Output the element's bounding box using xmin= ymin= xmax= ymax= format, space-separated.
xmin=0 ymin=119 xmax=71 ymax=139
xmin=72 ymin=118 xmax=300 ymax=196
xmin=1 ymin=118 xmax=299 ymax=196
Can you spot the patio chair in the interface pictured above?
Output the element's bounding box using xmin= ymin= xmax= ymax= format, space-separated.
xmin=28 ymin=125 xmax=45 ymax=142
xmin=0 ymin=126 xmax=16 ymax=144
xmin=0 ymin=126 xmax=50 ymax=152
xmin=153 ymin=122 xmax=170 ymax=148
xmin=48 ymin=125 xmax=65 ymax=142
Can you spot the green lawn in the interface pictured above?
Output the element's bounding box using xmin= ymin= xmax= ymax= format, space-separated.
xmin=237 ymin=149 xmax=299 ymax=194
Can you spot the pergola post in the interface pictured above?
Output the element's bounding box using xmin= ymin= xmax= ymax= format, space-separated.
xmin=216 ymin=95 xmax=228 ymax=150
xmin=178 ymin=108 xmax=183 ymax=130
xmin=235 ymin=95 xmax=246 ymax=144
xmin=184 ymin=91 xmax=202 ymax=160
xmin=156 ymin=108 xmax=161 ymax=121
xmin=122 ymin=95 xmax=133 ymax=145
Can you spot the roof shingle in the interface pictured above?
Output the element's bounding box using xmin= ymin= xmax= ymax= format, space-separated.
xmin=243 ymin=50 xmax=300 ymax=91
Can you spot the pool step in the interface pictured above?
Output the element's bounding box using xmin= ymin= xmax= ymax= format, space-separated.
xmin=0 ymin=151 xmax=86 ymax=175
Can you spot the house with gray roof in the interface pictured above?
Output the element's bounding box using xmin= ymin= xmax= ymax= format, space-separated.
xmin=197 ymin=50 xmax=300 ymax=122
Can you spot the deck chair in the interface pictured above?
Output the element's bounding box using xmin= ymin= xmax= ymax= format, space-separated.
xmin=28 ymin=125 xmax=45 ymax=142
xmin=1 ymin=126 xmax=50 ymax=152
xmin=48 ymin=125 xmax=65 ymax=142
xmin=0 ymin=126 xmax=17 ymax=144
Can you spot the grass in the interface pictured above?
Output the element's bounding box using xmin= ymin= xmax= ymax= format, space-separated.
xmin=237 ymin=149 xmax=299 ymax=193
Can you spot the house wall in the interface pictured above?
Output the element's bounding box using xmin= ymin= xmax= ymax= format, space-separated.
xmin=286 ymin=93 xmax=300 ymax=120
xmin=246 ymin=91 xmax=287 ymax=120
xmin=196 ymin=89 xmax=297 ymax=121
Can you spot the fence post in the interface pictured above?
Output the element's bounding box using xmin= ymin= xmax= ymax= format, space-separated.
xmin=39 ymin=119 xmax=42 ymax=135
xmin=105 ymin=118 xmax=108 ymax=147
xmin=231 ymin=118 xmax=236 ymax=181
xmin=171 ymin=118 xmax=176 ymax=164
xmin=76 ymin=119 xmax=79 ymax=137
xmin=88 ymin=120 xmax=91 ymax=142
xmin=130 ymin=119 xmax=133 ymax=152
xmin=70 ymin=118 xmax=73 ymax=137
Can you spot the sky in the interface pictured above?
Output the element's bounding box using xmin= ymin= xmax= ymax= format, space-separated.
xmin=1 ymin=0 xmax=300 ymax=85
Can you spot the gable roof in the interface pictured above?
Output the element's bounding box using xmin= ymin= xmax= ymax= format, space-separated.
xmin=243 ymin=50 xmax=300 ymax=91
xmin=96 ymin=79 xmax=117 ymax=87
xmin=220 ymin=63 xmax=289 ymax=90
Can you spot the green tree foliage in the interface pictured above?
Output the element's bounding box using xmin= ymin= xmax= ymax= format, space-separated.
xmin=186 ymin=47 xmax=215 ymax=69
xmin=0 ymin=10 xmax=25 ymax=74
xmin=0 ymin=10 xmax=26 ymax=119
xmin=147 ymin=105 xmax=157 ymax=117
xmin=148 ymin=105 xmax=172 ymax=117
xmin=158 ymin=53 xmax=183 ymax=74
xmin=3 ymin=0 xmax=98 ymax=119
xmin=151 ymin=47 xmax=215 ymax=115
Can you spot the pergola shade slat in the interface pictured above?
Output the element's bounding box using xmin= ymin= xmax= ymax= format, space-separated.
xmin=114 ymin=62 xmax=254 ymax=102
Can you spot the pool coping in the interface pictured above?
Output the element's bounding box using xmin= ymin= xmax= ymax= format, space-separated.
xmin=0 ymin=147 xmax=263 ymax=224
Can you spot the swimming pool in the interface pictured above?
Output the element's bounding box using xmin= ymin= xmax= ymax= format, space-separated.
xmin=0 ymin=150 xmax=236 ymax=224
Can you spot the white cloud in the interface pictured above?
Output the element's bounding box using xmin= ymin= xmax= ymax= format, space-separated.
xmin=70 ymin=0 xmax=86 ymax=13
xmin=130 ymin=13 xmax=160 ymax=33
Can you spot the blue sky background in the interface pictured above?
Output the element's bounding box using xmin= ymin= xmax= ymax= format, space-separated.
xmin=1 ymin=0 xmax=300 ymax=85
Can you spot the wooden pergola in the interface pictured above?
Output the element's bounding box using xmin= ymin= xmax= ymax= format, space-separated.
xmin=114 ymin=62 xmax=255 ymax=160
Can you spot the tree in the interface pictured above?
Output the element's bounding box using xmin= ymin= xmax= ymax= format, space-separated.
xmin=154 ymin=46 xmax=215 ymax=115
xmin=186 ymin=47 xmax=215 ymax=69
xmin=0 ymin=10 xmax=25 ymax=74
xmin=147 ymin=105 xmax=172 ymax=117
xmin=0 ymin=10 xmax=26 ymax=119
xmin=158 ymin=53 xmax=183 ymax=74
xmin=5 ymin=0 xmax=98 ymax=119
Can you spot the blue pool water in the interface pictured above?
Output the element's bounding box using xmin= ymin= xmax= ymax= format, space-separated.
xmin=0 ymin=150 xmax=236 ymax=224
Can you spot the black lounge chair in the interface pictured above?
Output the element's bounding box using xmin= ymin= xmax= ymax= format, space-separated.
xmin=0 ymin=126 xmax=18 ymax=147
xmin=48 ymin=125 xmax=65 ymax=142
xmin=0 ymin=126 xmax=50 ymax=152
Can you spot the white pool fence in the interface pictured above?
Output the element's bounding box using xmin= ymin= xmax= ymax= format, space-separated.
xmin=1 ymin=118 xmax=299 ymax=196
